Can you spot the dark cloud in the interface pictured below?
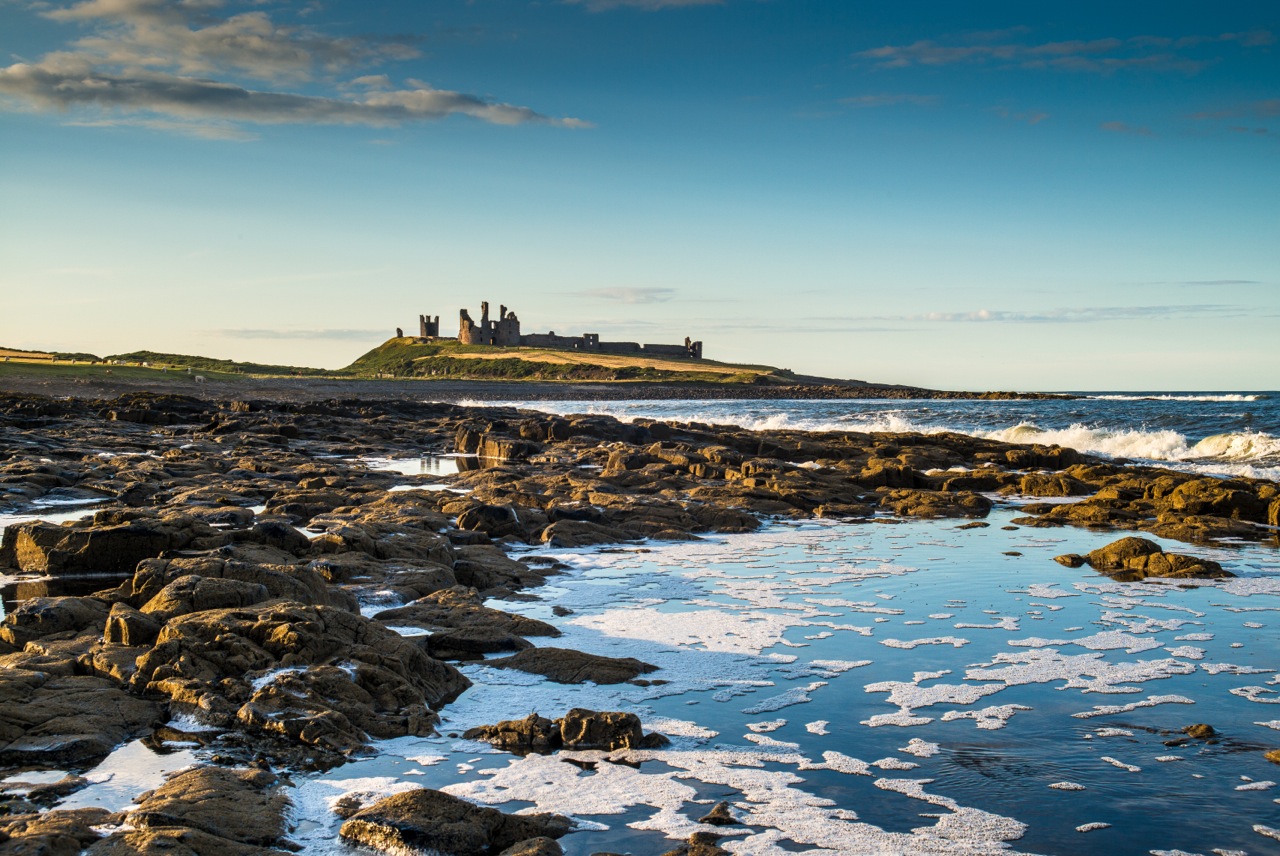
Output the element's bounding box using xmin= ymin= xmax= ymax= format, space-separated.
xmin=1189 ymin=99 xmax=1280 ymax=121
xmin=0 ymin=0 xmax=586 ymax=136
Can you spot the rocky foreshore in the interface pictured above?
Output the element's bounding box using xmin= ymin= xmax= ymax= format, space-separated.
xmin=0 ymin=391 xmax=1276 ymax=854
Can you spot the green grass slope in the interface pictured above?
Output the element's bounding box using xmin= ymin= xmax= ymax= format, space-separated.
xmin=343 ymin=338 xmax=796 ymax=384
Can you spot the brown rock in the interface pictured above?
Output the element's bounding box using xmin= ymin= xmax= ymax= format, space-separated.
xmin=2 ymin=808 xmax=116 ymax=856
xmin=124 ymin=767 xmax=289 ymax=847
xmin=661 ymin=831 xmax=730 ymax=856
xmin=879 ymin=489 xmax=992 ymax=519
xmin=0 ymin=596 xmax=109 ymax=648
xmin=697 ymin=802 xmax=738 ymax=826
xmin=339 ymin=788 xmax=571 ymax=856
xmin=486 ymin=648 xmax=656 ymax=685
xmin=1081 ymin=537 xmax=1231 ymax=580
xmin=375 ymin=586 xmax=560 ymax=638
xmin=499 ymin=837 xmax=563 ymax=856
xmin=140 ymin=575 xmax=271 ymax=621
xmin=0 ymin=672 xmax=161 ymax=766
xmin=1182 ymin=724 xmax=1216 ymax=739
xmin=103 ymin=602 xmax=162 ymax=647
xmin=464 ymin=714 xmax=561 ymax=756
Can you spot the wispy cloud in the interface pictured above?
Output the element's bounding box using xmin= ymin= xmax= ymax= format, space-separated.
xmin=839 ymin=94 xmax=939 ymax=109
xmin=1189 ymin=99 xmax=1280 ymax=121
xmin=0 ymin=0 xmax=587 ymax=136
xmin=214 ymin=328 xmax=387 ymax=341
xmin=570 ymin=287 xmax=678 ymax=303
xmin=814 ymin=305 xmax=1251 ymax=325
xmin=992 ymin=105 xmax=1049 ymax=124
xmin=855 ymin=30 xmax=1273 ymax=74
xmin=564 ymin=0 xmax=723 ymax=10
xmin=1100 ymin=120 xmax=1154 ymax=136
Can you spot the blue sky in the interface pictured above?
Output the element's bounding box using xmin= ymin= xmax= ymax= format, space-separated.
xmin=1 ymin=0 xmax=1276 ymax=390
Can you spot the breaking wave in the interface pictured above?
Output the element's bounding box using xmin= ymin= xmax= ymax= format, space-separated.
xmin=452 ymin=398 xmax=1280 ymax=480
xmin=1088 ymin=394 xmax=1263 ymax=403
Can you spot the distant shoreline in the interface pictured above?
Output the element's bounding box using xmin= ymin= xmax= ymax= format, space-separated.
xmin=0 ymin=369 xmax=1072 ymax=403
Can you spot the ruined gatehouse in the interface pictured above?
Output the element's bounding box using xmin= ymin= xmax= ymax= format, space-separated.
xmin=413 ymin=301 xmax=703 ymax=359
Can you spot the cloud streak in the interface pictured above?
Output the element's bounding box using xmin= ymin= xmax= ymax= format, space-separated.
xmin=215 ymin=328 xmax=387 ymax=341
xmin=815 ymin=305 xmax=1252 ymax=325
xmin=563 ymin=0 xmax=723 ymax=10
xmin=569 ymin=287 xmax=678 ymax=303
xmin=855 ymin=30 xmax=1273 ymax=74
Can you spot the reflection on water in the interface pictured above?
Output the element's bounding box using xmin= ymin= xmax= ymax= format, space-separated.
xmin=360 ymin=455 xmax=464 ymax=476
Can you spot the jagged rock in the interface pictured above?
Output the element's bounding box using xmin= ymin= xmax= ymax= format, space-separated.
xmin=374 ymin=586 xmax=560 ymax=638
xmin=245 ymin=520 xmax=311 ymax=555
xmin=0 ymin=515 xmax=223 ymax=575
xmin=1266 ymin=749 xmax=1280 ymax=765
xmin=1165 ymin=479 xmax=1269 ymax=522
xmin=558 ymin=708 xmax=665 ymax=750
xmin=1053 ymin=554 xmax=1086 ymax=568
xmin=2 ymin=808 xmax=116 ymax=856
xmin=452 ymin=545 xmax=546 ymax=592
xmin=338 ymin=788 xmax=571 ymax=856
xmin=1183 ymin=724 xmax=1216 ymax=739
xmin=424 ymin=627 xmax=533 ymax=661
xmin=123 ymin=767 xmax=290 ymax=847
xmin=1077 ymin=537 xmax=1231 ymax=581
xmin=127 ymin=556 xmax=354 ymax=612
xmin=485 ymin=648 xmax=657 ymax=685
xmin=878 ymin=489 xmax=992 ymax=519
xmin=698 ymin=802 xmax=738 ymax=826
xmin=85 ymin=827 xmax=293 ymax=855
xmin=0 ymin=596 xmax=109 ymax=648
xmin=103 ymin=602 xmax=162 ymax=647
xmin=540 ymin=520 xmax=630 ymax=548
xmin=140 ymin=575 xmax=271 ymax=621
xmin=464 ymin=709 xmax=668 ymax=755
xmin=132 ymin=602 xmax=469 ymax=754
xmin=0 ymin=671 xmax=161 ymax=766
xmin=499 ymin=837 xmax=563 ymax=856
xmin=464 ymin=714 xmax=560 ymax=756
xmin=660 ymin=832 xmax=730 ymax=856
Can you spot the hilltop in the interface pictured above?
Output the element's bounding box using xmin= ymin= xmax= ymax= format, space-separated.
xmin=344 ymin=337 xmax=804 ymax=384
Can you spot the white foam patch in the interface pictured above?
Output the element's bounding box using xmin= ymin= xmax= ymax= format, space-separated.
xmin=941 ymin=704 xmax=1032 ymax=730
xmin=1076 ymin=822 xmax=1110 ymax=832
xmin=798 ymin=751 xmax=872 ymax=776
xmin=1237 ymin=781 xmax=1276 ymax=791
xmin=1049 ymin=782 xmax=1086 ymax=791
xmin=743 ymin=682 xmax=828 ymax=714
xmin=1073 ymin=695 xmax=1196 ymax=719
xmin=746 ymin=720 xmax=786 ymax=733
xmin=1100 ymin=756 xmax=1141 ymax=772
xmin=805 ymin=721 xmax=830 ymax=736
xmin=1007 ymin=632 xmax=1161 ymax=654
xmin=899 ymin=738 xmax=941 ymax=758
xmin=1232 ymin=686 xmax=1280 ymax=704
xmin=880 ymin=637 xmax=970 ymax=650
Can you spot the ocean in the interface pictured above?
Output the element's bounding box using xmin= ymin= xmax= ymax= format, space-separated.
xmin=21 ymin=392 xmax=1280 ymax=854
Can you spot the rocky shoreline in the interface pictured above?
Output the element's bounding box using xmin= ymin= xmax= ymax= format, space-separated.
xmin=0 ymin=390 xmax=1275 ymax=855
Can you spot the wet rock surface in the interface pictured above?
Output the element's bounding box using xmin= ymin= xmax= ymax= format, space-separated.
xmin=1054 ymin=536 xmax=1231 ymax=581
xmin=338 ymin=787 xmax=572 ymax=855
xmin=0 ymin=389 xmax=1273 ymax=849
xmin=464 ymin=708 xmax=669 ymax=755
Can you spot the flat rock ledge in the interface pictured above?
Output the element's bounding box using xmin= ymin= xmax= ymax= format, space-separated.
xmin=484 ymin=647 xmax=658 ymax=685
xmin=1054 ymin=536 xmax=1231 ymax=581
xmin=338 ymin=787 xmax=572 ymax=856
xmin=464 ymin=709 xmax=670 ymax=755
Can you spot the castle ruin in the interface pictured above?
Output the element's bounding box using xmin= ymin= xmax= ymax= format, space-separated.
xmin=409 ymin=300 xmax=703 ymax=359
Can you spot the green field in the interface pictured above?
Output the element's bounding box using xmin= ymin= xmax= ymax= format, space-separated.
xmin=0 ymin=338 xmax=805 ymax=386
